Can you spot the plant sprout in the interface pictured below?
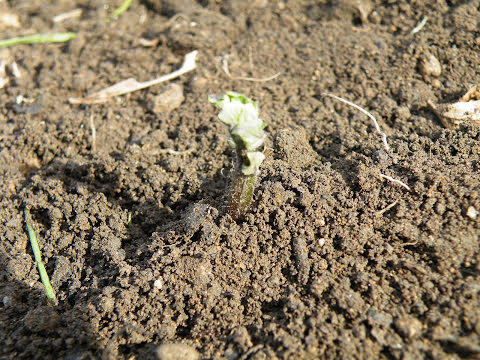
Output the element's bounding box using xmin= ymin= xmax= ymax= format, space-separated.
xmin=209 ymin=92 xmax=266 ymax=219
xmin=108 ymin=0 xmax=134 ymax=22
xmin=24 ymin=209 xmax=57 ymax=304
xmin=0 ymin=33 xmax=76 ymax=48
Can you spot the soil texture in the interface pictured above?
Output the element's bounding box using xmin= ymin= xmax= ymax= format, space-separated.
xmin=1 ymin=1 xmax=480 ymax=359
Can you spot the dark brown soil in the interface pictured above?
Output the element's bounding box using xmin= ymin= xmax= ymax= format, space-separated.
xmin=1 ymin=1 xmax=480 ymax=359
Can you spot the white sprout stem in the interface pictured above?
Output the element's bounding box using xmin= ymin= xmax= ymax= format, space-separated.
xmin=325 ymin=93 xmax=390 ymax=152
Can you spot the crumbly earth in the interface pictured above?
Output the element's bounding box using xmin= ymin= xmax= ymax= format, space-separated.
xmin=1 ymin=1 xmax=479 ymax=359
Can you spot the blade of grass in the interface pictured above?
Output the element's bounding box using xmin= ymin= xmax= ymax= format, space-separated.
xmin=24 ymin=209 xmax=57 ymax=304
xmin=109 ymin=0 xmax=134 ymax=21
xmin=0 ymin=33 xmax=76 ymax=48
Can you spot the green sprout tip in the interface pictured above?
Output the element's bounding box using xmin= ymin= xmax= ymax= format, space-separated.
xmin=108 ymin=0 xmax=134 ymax=21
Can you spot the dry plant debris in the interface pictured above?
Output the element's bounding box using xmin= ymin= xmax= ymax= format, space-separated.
xmin=69 ymin=50 xmax=197 ymax=105
xmin=52 ymin=9 xmax=83 ymax=23
xmin=428 ymin=85 xmax=480 ymax=129
xmin=379 ymin=173 xmax=411 ymax=191
xmin=410 ymin=17 xmax=428 ymax=35
xmin=0 ymin=59 xmax=8 ymax=89
xmin=0 ymin=51 xmax=22 ymax=89
xmin=325 ymin=93 xmax=390 ymax=151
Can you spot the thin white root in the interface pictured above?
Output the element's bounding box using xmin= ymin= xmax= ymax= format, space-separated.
xmin=376 ymin=200 xmax=399 ymax=216
xmin=411 ymin=17 xmax=428 ymax=35
xmin=222 ymin=54 xmax=281 ymax=82
xmin=380 ymin=173 xmax=411 ymax=191
xmin=325 ymin=93 xmax=390 ymax=152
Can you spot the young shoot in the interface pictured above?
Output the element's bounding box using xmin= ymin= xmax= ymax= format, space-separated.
xmin=209 ymin=92 xmax=266 ymax=220
xmin=24 ymin=209 xmax=57 ymax=305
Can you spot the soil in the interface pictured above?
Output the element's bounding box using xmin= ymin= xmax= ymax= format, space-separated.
xmin=1 ymin=1 xmax=480 ymax=359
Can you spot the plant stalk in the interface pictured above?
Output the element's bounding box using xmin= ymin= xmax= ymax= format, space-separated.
xmin=227 ymin=171 xmax=257 ymax=220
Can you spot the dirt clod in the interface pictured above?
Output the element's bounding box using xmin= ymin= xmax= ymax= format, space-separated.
xmin=418 ymin=52 xmax=442 ymax=77
xmin=23 ymin=306 xmax=61 ymax=333
xmin=292 ymin=237 xmax=310 ymax=285
xmin=394 ymin=315 xmax=423 ymax=339
xmin=156 ymin=343 xmax=200 ymax=360
xmin=151 ymin=84 xmax=185 ymax=115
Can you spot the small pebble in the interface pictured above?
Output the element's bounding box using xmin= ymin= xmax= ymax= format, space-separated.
xmin=466 ymin=206 xmax=478 ymax=219
xmin=394 ymin=315 xmax=423 ymax=339
xmin=2 ymin=296 xmax=12 ymax=307
xmin=152 ymin=83 xmax=184 ymax=114
xmin=156 ymin=343 xmax=199 ymax=360
xmin=418 ymin=52 xmax=442 ymax=77
xmin=431 ymin=78 xmax=442 ymax=88
xmin=153 ymin=279 xmax=163 ymax=290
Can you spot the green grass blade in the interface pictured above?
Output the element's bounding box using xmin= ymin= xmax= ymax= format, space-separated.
xmin=0 ymin=32 xmax=76 ymax=48
xmin=110 ymin=0 xmax=134 ymax=20
xmin=24 ymin=209 xmax=57 ymax=304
